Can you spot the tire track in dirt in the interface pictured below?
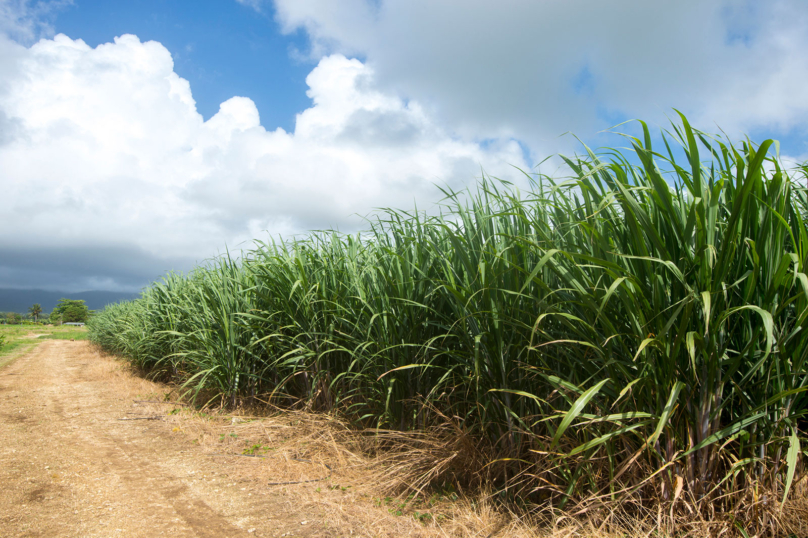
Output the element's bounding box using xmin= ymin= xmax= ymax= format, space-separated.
xmin=0 ymin=341 xmax=333 ymax=538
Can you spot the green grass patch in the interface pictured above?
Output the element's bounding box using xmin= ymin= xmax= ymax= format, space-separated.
xmin=37 ymin=331 xmax=90 ymax=340
xmin=0 ymin=324 xmax=90 ymax=368
xmin=0 ymin=336 xmax=40 ymax=369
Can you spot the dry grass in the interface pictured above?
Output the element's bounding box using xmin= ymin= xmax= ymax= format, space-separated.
xmin=129 ymin=391 xmax=803 ymax=538
xmin=146 ymin=400 xmax=534 ymax=537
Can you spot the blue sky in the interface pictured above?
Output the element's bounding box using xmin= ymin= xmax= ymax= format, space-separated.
xmin=54 ymin=0 xmax=312 ymax=128
xmin=0 ymin=0 xmax=807 ymax=293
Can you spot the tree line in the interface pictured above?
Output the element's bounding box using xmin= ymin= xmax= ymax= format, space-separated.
xmin=0 ymin=299 xmax=92 ymax=325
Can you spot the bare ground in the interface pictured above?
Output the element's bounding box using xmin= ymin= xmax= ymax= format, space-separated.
xmin=1 ymin=340 xmax=558 ymax=538
xmin=0 ymin=341 xmax=464 ymax=538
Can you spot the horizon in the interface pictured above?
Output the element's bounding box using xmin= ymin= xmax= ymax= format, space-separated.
xmin=0 ymin=288 xmax=139 ymax=314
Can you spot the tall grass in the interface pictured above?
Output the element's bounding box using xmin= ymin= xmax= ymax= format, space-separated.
xmin=90 ymin=115 xmax=808 ymax=529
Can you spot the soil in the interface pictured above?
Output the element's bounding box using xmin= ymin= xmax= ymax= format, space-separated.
xmin=0 ymin=341 xmax=419 ymax=538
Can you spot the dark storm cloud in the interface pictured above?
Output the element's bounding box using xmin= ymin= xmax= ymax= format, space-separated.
xmin=0 ymin=244 xmax=197 ymax=292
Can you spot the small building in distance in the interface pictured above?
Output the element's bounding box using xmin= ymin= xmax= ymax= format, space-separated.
xmin=63 ymin=322 xmax=85 ymax=327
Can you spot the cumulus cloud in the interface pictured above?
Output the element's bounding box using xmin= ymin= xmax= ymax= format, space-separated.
xmin=272 ymin=0 xmax=808 ymax=149
xmin=0 ymin=32 xmax=526 ymax=291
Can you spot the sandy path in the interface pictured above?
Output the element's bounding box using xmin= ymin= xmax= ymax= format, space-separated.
xmin=0 ymin=341 xmax=332 ymax=538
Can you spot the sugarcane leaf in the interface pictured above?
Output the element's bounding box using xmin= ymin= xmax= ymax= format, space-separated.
xmin=781 ymin=428 xmax=801 ymax=507
xmin=550 ymin=378 xmax=610 ymax=450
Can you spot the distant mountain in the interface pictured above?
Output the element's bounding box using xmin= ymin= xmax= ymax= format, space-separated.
xmin=0 ymin=288 xmax=139 ymax=314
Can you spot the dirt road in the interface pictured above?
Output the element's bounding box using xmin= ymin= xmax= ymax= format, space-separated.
xmin=0 ymin=340 xmax=523 ymax=538
xmin=0 ymin=341 xmax=340 ymax=538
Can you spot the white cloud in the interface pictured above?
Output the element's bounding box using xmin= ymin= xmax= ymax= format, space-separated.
xmin=273 ymin=0 xmax=808 ymax=150
xmin=0 ymin=32 xmax=526 ymax=290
